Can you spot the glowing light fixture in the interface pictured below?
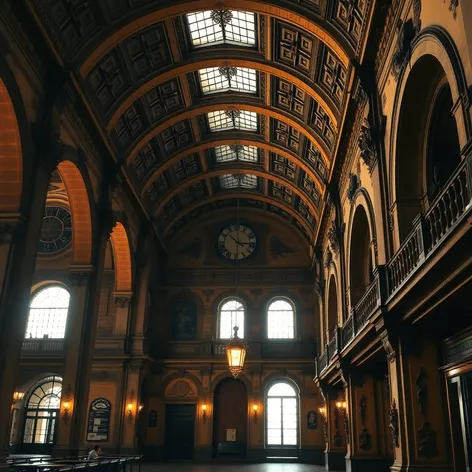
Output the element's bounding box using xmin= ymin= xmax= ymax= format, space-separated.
xmin=226 ymin=326 xmax=247 ymax=378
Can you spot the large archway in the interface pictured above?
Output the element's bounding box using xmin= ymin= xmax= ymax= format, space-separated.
xmin=0 ymin=78 xmax=22 ymax=212
xmin=349 ymin=205 xmax=373 ymax=308
xmin=394 ymin=55 xmax=461 ymax=243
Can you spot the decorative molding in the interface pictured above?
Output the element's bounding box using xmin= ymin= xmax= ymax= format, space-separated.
xmin=327 ymin=220 xmax=343 ymax=255
xmin=347 ymin=173 xmax=359 ymax=201
xmin=115 ymin=296 xmax=131 ymax=308
xmin=344 ymin=413 xmax=350 ymax=445
xmin=389 ymin=399 xmax=399 ymax=448
xmin=381 ymin=331 xmax=396 ymax=362
xmin=448 ymin=0 xmax=459 ymax=19
xmin=313 ymin=279 xmax=325 ymax=300
xmin=415 ymin=368 xmax=428 ymax=417
xmin=413 ymin=0 xmax=422 ymax=33
xmin=358 ymin=119 xmax=376 ymax=173
xmin=391 ymin=19 xmax=416 ymax=82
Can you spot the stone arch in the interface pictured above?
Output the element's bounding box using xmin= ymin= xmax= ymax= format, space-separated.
xmin=210 ymin=371 xmax=253 ymax=395
xmin=110 ymin=222 xmax=133 ymax=293
xmin=164 ymin=377 xmax=199 ymax=399
xmin=261 ymin=372 xmax=305 ymax=396
xmin=57 ymin=160 xmax=93 ymax=265
xmin=0 ymin=78 xmax=22 ymax=212
xmin=390 ymin=28 xmax=468 ymax=245
xmin=163 ymin=371 xmax=203 ymax=395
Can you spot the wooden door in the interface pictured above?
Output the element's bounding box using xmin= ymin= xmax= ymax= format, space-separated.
xmin=164 ymin=404 xmax=195 ymax=461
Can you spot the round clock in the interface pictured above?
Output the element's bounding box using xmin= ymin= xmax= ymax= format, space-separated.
xmin=218 ymin=224 xmax=257 ymax=261
xmin=37 ymin=205 xmax=73 ymax=255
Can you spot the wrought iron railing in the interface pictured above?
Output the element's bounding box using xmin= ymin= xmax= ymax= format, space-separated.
xmin=355 ymin=278 xmax=380 ymax=331
xmin=327 ymin=333 xmax=338 ymax=361
xmin=22 ymin=338 xmax=64 ymax=354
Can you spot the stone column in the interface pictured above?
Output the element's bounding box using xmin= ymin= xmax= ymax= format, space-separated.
xmin=120 ymin=361 xmax=142 ymax=454
xmin=382 ymin=330 xmax=453 ymax=472
xmin=0 ymin=164 xmax=50 ymax=455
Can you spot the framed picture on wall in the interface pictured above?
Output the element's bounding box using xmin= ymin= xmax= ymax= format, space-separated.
xmin=307 ymin=410 xmax=317 ymax=429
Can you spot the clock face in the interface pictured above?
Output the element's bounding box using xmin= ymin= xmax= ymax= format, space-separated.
xmin=218 ymin=224 xmax=257 ymax=261
xmin=37 ymin=206 xmax=73 ymax=255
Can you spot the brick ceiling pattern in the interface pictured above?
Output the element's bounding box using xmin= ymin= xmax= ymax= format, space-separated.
xmin=29 ymin=0 xmax=371 ymax=245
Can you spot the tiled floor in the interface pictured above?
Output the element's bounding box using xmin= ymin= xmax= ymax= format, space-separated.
xmin=141 ymin=464 xmax=326 ymax=472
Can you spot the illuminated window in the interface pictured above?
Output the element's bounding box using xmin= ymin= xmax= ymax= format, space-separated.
xmin=219 ymin=174 xmax=258 ymax=189
xmin=219 ymin=299 xmax=245 ymax=339
xmin=26 ymin=286 xmax=70 ymax=339
xmin=266 ymin=382 xmax=298 ymax=446
xmin=199 ymin=67 xmax=257 ymax=94
xmin=208 ymin=110 xmax=258 ymax=132
xmin=187 ymin=10 xmax=256 ymax=47
xmin=267 ymin=299 xmax=295 ymax=339
xmin=215 ymin=144 xmax=259 ymax=163
xmin=23 ymin=376 xmax=62 ymax=446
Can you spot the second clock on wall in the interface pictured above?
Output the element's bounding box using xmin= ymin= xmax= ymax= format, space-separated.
xmin=217 ymin=224 xmax=257 ymax=261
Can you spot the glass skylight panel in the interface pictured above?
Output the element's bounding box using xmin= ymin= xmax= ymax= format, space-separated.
xmin=199 ymin=67 xmax=257 ymax=94
xmin=214 ymin=144 xmax=259 ymax=163
xmin=187 ymin=10 xmax=256 ymax=47
xmin=207 ymin=110 xmax=258 ymax=132
xmin=219 ymin=174 xmax=258 ymax=189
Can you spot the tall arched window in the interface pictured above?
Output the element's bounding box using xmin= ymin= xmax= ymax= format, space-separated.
xmin=267 ymin=299 xmax=295 ymax=339
xmin=266 ymin=382 xmax=298 ymax=447
xmin=218 ymin=299 xmax=245 ymax=339
xmin=26 ymin=286 xmax=70 ymax=339
xmin=23 ymin=376 xmax=62 ymax=451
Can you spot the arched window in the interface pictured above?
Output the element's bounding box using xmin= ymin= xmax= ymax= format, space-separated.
xmin=23 ymin=376 xmax=62 ymax=449
xmin=218 ymin=299 xmax=245 ymax=339
xmin=267 ymin=299 xmax=295 ymax=339
xmin=26 ymin=286 xmax=70 ymax=339
xmin=266 ymin=382 xmax=298 ymax=447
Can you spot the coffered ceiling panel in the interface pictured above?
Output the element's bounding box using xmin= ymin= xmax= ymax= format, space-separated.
xmin=26 ymin=0 xmax=373 ymax=246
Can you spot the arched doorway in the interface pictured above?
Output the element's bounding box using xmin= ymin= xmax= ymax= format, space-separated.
xmin=266 ymin=381 xmax=299 ymax=458
xmin=349 ymin=205 xmax=373 ymax=307
xmin=327 ymin=275 xmax=338 ymax=342
xmin=213 ymin=378 xmax=248 ymax=458
xmin=21 ymin=376 xmax=62 ymax=454
xmin=395 ymin=55 xmax=461 ymax=243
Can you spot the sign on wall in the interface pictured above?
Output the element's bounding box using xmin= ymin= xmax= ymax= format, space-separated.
xmin=86 ymin=398 xmax=111 ymax=442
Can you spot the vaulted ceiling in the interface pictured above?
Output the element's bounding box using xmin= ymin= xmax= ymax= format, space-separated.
xmin=27 ymin=0 xmax=371 ymax=246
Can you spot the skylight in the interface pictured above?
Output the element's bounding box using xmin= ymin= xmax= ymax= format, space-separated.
xmin=219 ymin=174 xmax=258 ymax=189
xmin=187 ymin=10 xmax=256 ymax=47
xmin=199 ymin=67 xmax=257 ymax=94
xmin=207 ymin=110 xmax=258 ymax=132
xmin=214 ymin=144 xmax=259 ymax=163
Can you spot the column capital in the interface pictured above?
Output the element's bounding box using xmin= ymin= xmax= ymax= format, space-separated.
xmin=126 ymin=360 xmax=143 ymax=374
xmin=68 ymin=265 xmax=95 ymax=286
xmin=0 ymin=213 xmax=27 ymax=244
xmin=114 ymin=292 xmax=133 ymax=308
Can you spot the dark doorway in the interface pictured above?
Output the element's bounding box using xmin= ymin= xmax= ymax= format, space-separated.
xmin=164 ymin=404 xmax=195 ymax=461
xmin=213 ymin=378 xmax=248 ymax=458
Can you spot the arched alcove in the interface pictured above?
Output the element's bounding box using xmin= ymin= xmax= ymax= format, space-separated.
xmin=349 ymin=205 xmax=373 ymax=307
xmin=326 ymin=275 xmax=338 ymax=341
xmin=395 ymin=54 xmax=461 ymax=243
xmin=213 ymin=377 xmax=248 ymax=457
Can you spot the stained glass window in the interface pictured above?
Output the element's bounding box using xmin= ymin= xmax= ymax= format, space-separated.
xmin=219 ymin=299 xmax=245 ymax=339
xmin=26 ymin=286 xmax=70 ymax=339
xmin=267 ymin=299 xmax=295 ymax=339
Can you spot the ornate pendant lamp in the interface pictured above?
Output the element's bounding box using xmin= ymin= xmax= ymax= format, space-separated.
xmin=226 ymin=326 xmax=248 ymax=378
xmin=225 ymin=170 xmax=248 ymax=378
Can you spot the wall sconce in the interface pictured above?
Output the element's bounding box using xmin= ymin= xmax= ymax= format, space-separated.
xmin=318 ymin=405 xmax=327 ymax=418
xmin=201 ymin=404 xmax=207 ymax=423
xmin=61 ymin=384 xmax=72 ymax=421
xmin=336 ymin=401 xmax=347 ymax=413
xmin=127 ymin=402 xmax=134 ymax=423
xmin=252 ymin=403 xmax=259 ymax=423
xmin=12 ymin=391 xmax=24 ymax=404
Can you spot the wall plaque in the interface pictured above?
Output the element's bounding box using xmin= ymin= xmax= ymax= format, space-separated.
xmin=86 ymin=398 xmax=111 ymax=442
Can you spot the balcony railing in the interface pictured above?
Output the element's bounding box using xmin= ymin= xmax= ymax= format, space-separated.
xmin=22 ymin=338 xmax=64 ymax=354
xmin=316 ymin=152 xmax=472 ymax=377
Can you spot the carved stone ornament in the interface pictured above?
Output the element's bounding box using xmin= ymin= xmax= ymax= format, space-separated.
xmin=115 ymin=296 xmax=131 ymax=308
xmin=413 ymin=0 xmax=422 ymax=33
xmin=391 ymin=19 xmax=416 ymax=82
xmin=347 ymin=173 xmax=359 ymax=201
xmin=69 ymin=270 xmax=92 ymax=286
xmin=313 ymin=279 xmax=325 ymax=300
xmin=389 ymin=399 xmax=400 ymax=448
xmin=381 ymin=332 xmax=396 ymax=362
xmin=448 ymin=0 xmax=459 ymax=19
xmin=323 ymin=418 xmax=328 ymax=443
xmin=324 ymin=250 xmax=333 ymax=268
xmin=359 ymin=427 xmax=372 ymax=450
xmin=358 ymin=119 xmax=376 ymax=173
xmin=327 ymin=220 xmax=343 ymax=255
xmin=344 ymin=413 xmax=350 ymax=444
xmin=417 ymin=422 xmax=438 ymax=458
xmin=415 ymin=368 xmax=428 ymax=417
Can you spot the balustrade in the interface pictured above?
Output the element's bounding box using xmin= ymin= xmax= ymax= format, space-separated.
xmin=22 ymin=338 xmax=64 ymax=354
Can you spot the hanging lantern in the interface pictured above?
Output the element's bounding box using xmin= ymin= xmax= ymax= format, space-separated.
xmin=226 ymin=326 xmax=247 ymax=378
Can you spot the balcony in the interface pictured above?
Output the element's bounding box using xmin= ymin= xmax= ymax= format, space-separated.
xmin=22 ymin=338 xmax=65 ymax=356
xmin=316 ymin=152 xmax=472 ymax=377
